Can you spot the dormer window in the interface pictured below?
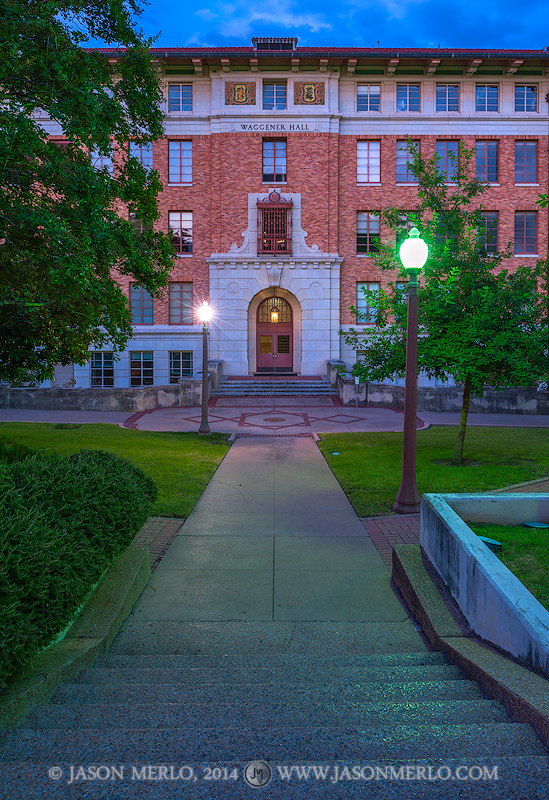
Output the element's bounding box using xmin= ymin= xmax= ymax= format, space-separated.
xmin=257 ymin=191 xmax=292 ymax=255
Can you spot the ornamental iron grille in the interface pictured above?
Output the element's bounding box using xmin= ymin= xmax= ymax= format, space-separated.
xmin=257 ymin=191 xmax=292 ymax=255
xmin=257 ymin=296 xmax=292 ymax=324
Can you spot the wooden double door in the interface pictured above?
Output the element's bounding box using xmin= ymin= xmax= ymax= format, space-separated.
xmin=256 ymin=296 xmax=294 ymax=372
xmin=257 ymin=322 xmax=293 ymax=372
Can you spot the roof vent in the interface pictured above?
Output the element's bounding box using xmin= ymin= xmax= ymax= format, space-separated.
xmin=252 ymin=37 xmax=298 ymax=51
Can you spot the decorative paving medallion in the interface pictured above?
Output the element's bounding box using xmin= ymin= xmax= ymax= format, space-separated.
xmin=225 ymin=82 xmax=256 ymax=105
xmin=294 ymin=82 xmax=325 ymax=105
xmin=263 ymin=417 xmax=286 ymax=422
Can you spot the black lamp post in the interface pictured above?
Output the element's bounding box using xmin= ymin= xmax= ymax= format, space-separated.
xmin=198 ymin=301 xmax=212 ymax=435
xmin=393 ymin=227 xmax=428 ymax=514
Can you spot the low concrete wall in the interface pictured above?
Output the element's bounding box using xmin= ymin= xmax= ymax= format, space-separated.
xmin=0 ymin=381 xmax=203 ymax=413
xmin=420 ymin=493 xmax=549 ymax=676
xmin=0 ymin=360 xmax=224 ymax=412
xmin=337 ymin=377 xmax=549 ymax=414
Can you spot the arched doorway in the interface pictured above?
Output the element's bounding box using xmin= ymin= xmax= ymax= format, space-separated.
xmin=256 ymin=295 xmax=293 ymax=373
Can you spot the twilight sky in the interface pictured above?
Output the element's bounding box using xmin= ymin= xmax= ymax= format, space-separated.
xmin=90 ymin=0 xmax=549 ymax=50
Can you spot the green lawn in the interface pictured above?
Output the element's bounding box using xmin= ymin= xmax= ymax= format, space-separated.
xmin=470 ymin=523 xmax=549 ymax=613
xmin=0 ymin=423 xmax=231 ymax=518
xmin=317 ymin=427 xmax=549 ymax=517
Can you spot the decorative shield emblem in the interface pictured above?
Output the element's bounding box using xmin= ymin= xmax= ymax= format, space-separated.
xmin=294 ymin=82 xmax=325 ymax=105
xmin=225 ymin=82 xmax=256 ymax=105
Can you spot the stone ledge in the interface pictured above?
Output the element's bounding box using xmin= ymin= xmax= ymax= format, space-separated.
xmin=0 ymin=547 xmax=150 ymax=729
xmin=393 ymin=544 xmax=549 ymax=751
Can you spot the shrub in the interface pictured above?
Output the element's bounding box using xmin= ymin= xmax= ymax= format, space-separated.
xmin=0 ymin=447 xmax=156 ymax=689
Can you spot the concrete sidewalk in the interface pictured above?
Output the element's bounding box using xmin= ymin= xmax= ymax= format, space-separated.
xmin=127 ymin=437 xmax=410 ymax=624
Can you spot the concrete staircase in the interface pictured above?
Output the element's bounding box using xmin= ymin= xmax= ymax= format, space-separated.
xmin=1 ymin=627 xmax=548 ymax=798
xmin=212 ymin=375 xmax=338 ymax=397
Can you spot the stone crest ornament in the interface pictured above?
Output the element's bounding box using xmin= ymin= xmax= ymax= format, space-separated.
xmin=227 ymin=282 xmax=240 ymax=295
xmin=294 ymin=82 xmax=325 ymax=105
xmin=310 ymin=282 xmax=322 ymax=296
xmin=225 ymin=82 xmax=256 ymax=105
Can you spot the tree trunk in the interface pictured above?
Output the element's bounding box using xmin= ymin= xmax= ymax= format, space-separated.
xmin=453 ymin=377 xmax=472 ymax=464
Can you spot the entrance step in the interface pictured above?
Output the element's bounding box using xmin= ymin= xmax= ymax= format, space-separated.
xmin=212 ymin=376 xmax=337 ymax=397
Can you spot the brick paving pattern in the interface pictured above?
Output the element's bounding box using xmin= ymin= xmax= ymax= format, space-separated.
xmin=132 ymin=516 xmax=185 ymax=572
xmin=361 ymin=515 xmax=420 ymax=570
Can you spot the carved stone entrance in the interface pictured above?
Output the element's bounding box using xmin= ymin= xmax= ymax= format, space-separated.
xmin=256 ymin=296 xmax=293 ymax=373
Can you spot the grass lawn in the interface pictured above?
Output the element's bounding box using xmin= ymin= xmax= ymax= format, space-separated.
xmin=0 ymin=423 xmax=231 ymax=518
xmin=317 ymin=426 xmax=549 ymax=518
xmin=469 ymin=523 xmax=549 ymax=613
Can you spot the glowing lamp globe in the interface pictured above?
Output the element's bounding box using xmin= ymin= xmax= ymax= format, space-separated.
xmin=399 ymin=227 xmax=428 ymax=271
xmin=270 ymin=306 xmax=279 ymax=323
xmin=198 ymin=301 xmax=212 ymax=323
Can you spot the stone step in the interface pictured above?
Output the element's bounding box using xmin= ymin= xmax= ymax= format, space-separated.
xmin=50 ymin=679 xmax=484 ymax=706
xmin=73 ymin=663 xmax=465 ymax=685
xmin=212 ymin=390 xmax=338 ymax=396
xmin=23 ymin=699 xmax=509 ymax=730
xmin=1 ymin=723 xmax=544 ymax=762
xmin=93 ymin=651 xmax=447 ymax=670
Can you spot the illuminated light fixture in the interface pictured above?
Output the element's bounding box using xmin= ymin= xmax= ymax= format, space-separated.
xmin=270 ymin=288 xmax=279 ymax=323
xmin=197 ymin=301 xmax=212 ymax=322
xmin=399 ymin=227 xmax=428 ymax=271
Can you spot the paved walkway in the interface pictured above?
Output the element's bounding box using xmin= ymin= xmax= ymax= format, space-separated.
xmin=1 ymin=402 xmax=549 ymax=433
xmin=128 ymin=437 xmax=409 ymax=624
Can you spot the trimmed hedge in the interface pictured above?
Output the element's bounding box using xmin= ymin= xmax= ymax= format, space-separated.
xmin=0 ymin=444 xmax=156 ymax=689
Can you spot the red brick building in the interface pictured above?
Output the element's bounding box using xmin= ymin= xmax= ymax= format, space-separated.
xmin=41 ymin=39 xmax=549 ymax=388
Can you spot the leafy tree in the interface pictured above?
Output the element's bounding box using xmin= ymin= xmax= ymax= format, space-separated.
xmin=344 ymin=142 xmax=549 ymax=463
xmin=0 ymin=0 xmax=174 ymax=383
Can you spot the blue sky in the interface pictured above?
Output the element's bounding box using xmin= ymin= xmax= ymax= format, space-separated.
xmin=113 ymin=0 xmax=549 ymax=50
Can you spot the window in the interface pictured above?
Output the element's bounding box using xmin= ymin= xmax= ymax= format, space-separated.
xmin=396 ymin=84 xmax=420 ymax=112
xmin=357 ymin=85 xmax=380 ymax=112
xmin=263 ymin=140 xmax=286 ymax=182
xmin=514 ymin=212 xmax=537 ymax=254
xmin=436 ymin=141 xmax=459 ymax=182
xmin=356 ymin=282 xmax=380 ymax=323
xmin=129 ymin=212 xmax=152 ymax=235
xmin=169 ymin=282 xmax=193 ymax=324
xmin=168 ymin=141 xmax=192 ymax=184
xmin=476 ymin=85 xmax=498 ymax=112
xmin=168 ymin=84 xmax=192 ymax=112
xmin=476 ymin=141 xmax=498 ymax=183
xmin=357 ymin=212 xmax=380 ymax=254
xmin=130 ymin=285 xmax=153 ymax=324
xmin=91 ymin=148 xmax=112 ymax=175
xmin=263 ymin=82 xmax=287 ymax=110
xmin=170 ymin=351 xmax=193 ymax=382
xmin=169 ymin=212 xmax=193 ymax=255
xmin=357 ymin=141 xmax=380 ymax=183
xmin=90 ymin=352 xmax=114 ymax=387
xmin=396 ymin=140 xmax=419 ymax=184
xmin=257 ymin=202 xmax=292 ymax=255
xmin=436 ymin=84 xmax=459 ymax=112
xmin=130 ymin=352 xmax=153 ymax=386
xmin=515 ymin=85 xmax=537 ymax=112
xmin=396 ymin=214 xmax=415 ymax=247
xmin=515 ymin=141 xmax=537 ymax=183
xmin=129 ymin=142 xmax=153 ymax=170
xmin=478 ymin=211 xmax=498 ymax=254
xmin=395 ymin=281 xmax=408 ymax=301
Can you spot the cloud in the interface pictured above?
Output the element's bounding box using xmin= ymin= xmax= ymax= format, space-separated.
xmin=128 ymin=0 xmax=548 ymax=50
xmin=195 ymin=9 xmax=218 ymax=20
